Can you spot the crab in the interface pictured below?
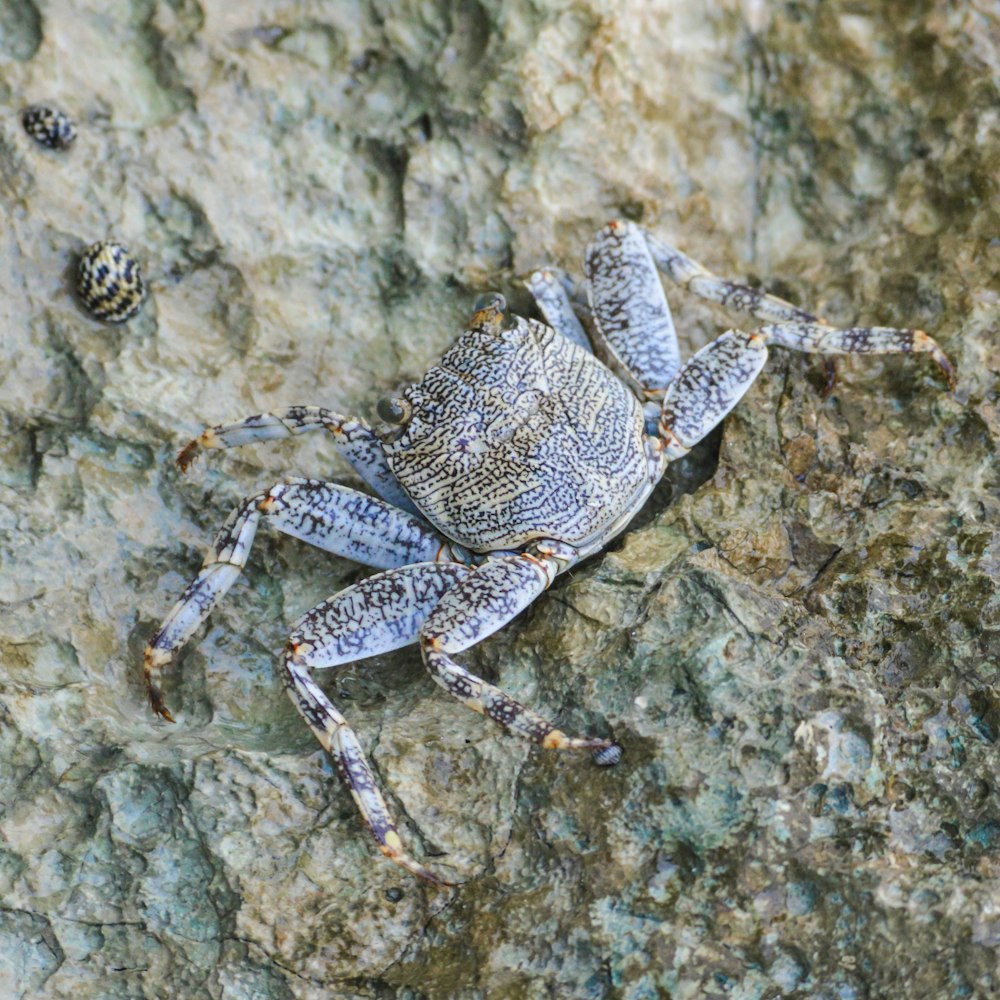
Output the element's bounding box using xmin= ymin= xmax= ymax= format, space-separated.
xmin=144 ymin=220 xmax=954 ymax=884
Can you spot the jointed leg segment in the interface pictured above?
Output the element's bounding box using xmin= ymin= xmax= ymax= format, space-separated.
xmin=583 ymin=221 xmax=683 ymax=397
xmin=657 ymin=329 xmax=770 ymax=461
xmin=530 ymin=220 xmax=956 ymax=462
xmin=419 ymin=544 xmax=614 ymax=752
xmin=760 ymin=321 xmax=955 ymax=388
xmin=176 ymin=405 xmax=422 ymax=517
xmin=282 ymin=563 xmax=471 ymax=884
xmin=525 ymin=268 xmax=593 ymax=352
xmin=281 ymin=549 xmax=612 ymax=883
xmin=144 ymin=479 xmax=455 ymax=719
xmin=641 ymin=229 xmax=820 ymax=325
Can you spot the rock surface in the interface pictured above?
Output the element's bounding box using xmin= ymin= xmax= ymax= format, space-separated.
xmin=1 ymin=0 xmax=999 ymax=997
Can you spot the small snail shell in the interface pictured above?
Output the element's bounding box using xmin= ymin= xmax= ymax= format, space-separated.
xmin=77 ymin=240 xmax=147 ymax=324
xmin=21 ymin=105 xmax=77 ymax=151
xmin=592 ymin=742 xmax=623 ymax=767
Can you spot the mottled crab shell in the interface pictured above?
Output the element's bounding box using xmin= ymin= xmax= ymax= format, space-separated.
xmin=77 ymin=240 xmax=147 ymax=324
xmin=382 ymin=316 xmax=649 ymax=552
xmin=21 ymin=105 xmax=77 ymax=150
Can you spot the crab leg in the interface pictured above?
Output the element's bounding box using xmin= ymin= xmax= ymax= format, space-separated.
xmin=176 ymin=406 xmax=421 ymax=516
xmin=283 ymin=562 xmax=471 ymax=884
xmin=657 ymin=330 xmax=770 ymax=460
xmin=645 ymin=232 xmax=953 ymax=388
xmin=418 ymin=545 xmax=614 ymax=752
xmin=760 ymin=321 xmax=956 ymax=388
xmin=584 ymin=221 xmax=682 ymax=399
xmin=145 ymin=479 xmax=457 ymax=719
xmin=657 ymin=320 xmax=955 ymax=461
xmin=641 ymin=229 xmax=820 ymax=325
xmin=525 ymin=268 xmax=593 ymax=352
xmin=641 ymin=231 xmax=955 ymax=391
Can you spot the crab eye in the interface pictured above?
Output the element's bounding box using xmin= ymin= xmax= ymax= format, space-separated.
xmin=471 ymin=291 xmax=516 ymax=331
xmin=473 ymin=291 xmax=506 ymax=314
xmin=376 ymin=395 xmax=412 ymax=426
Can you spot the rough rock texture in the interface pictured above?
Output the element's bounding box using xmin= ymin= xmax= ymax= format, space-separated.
xmin=1 ymin=1 xmax=998 ymax=997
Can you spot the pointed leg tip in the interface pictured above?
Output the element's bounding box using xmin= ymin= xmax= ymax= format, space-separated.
xmin=380 ymin=843 xmax=461 ymax=887
xmin=913 ymin=330 xmax=957 ymax=391
xmin=541 ymin=730 xmax=620 ymax=755
xmin=147 ymin=686 xmax=176 ymax=723
xmin=932 ymin=354 xmax=957 ymax=393
xmin=821 ymin=358 xmax=838 ymax=399
xmin=175 ymin=440 xmax=200 ymax=473
xmin=420 ymin=868 xmax=462 ymax=888
xmin=940 ymin=359 xmax=958 ymax=393
xmin=144 ymin=645 xmax=176 ymax=722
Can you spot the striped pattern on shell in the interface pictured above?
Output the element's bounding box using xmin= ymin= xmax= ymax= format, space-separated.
xmin=77 ymin=240 xmax=147 ymax=323
xmin=383 ymin=317 xmax=649 ymax=552
xmin=593 ymin=742 xmax=624 ymax=767
xmin=21 ymin=105 xmax=77 ymax=150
